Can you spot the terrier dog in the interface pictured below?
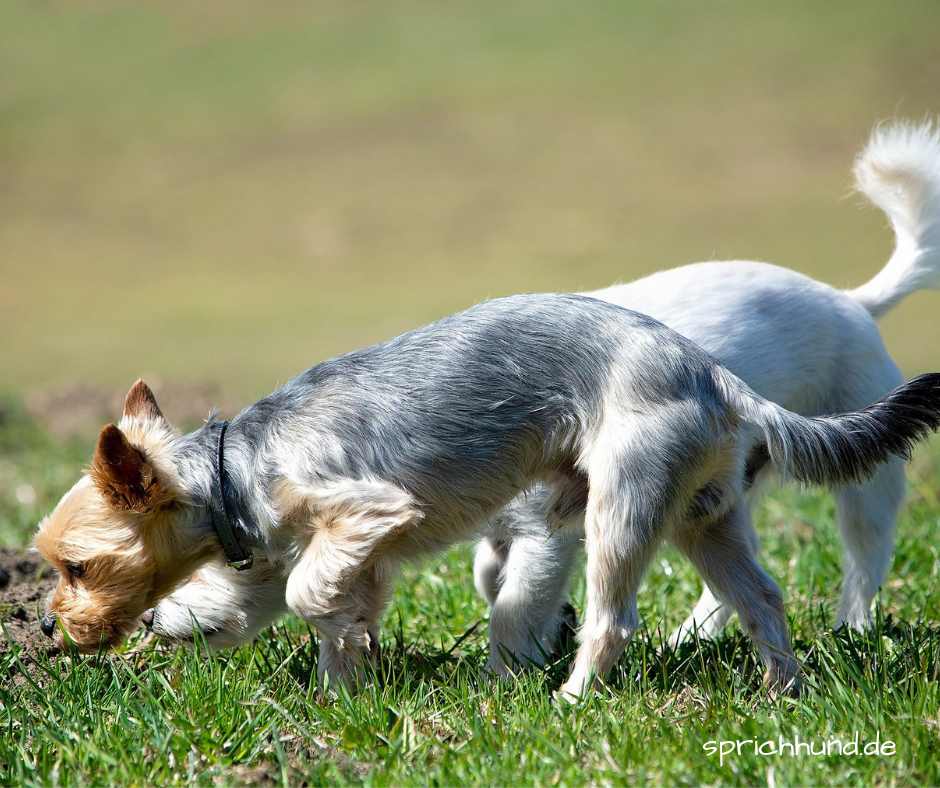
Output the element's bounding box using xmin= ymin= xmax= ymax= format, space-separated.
xmin=150 ymin=120 xmax=940 ymax=666
xmin=35 ymin=290 xmax=940 ymax=699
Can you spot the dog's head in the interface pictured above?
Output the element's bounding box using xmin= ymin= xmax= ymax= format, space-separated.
xmin=34 ymin=381 xmax=201 ymax=651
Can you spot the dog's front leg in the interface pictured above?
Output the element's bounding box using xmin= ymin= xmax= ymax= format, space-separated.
xmin=281 ymin=478 xmax=420 ymax=694
xmin=288 ymin=540 xmax=402 ymax=694
xmin=311 ymin=563 xmax=397 ymax=693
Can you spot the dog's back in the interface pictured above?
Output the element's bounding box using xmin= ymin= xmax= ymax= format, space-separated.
xmin=229 ymin=293 xmax=728 ymax=540
xmin=591 ymin=262 xmax=898 ymax=417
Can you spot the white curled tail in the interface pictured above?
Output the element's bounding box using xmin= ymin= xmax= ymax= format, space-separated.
xmin=849 ymin=120 xmax=940 ymax=318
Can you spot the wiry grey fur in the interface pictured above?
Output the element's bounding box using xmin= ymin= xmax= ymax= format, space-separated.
xmin=137 ymin=291 xmax=940 ymax=698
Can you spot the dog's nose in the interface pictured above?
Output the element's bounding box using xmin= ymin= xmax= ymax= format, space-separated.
xmin=39 ymin=614 xmax=57 ymax=638
xmin=141 ymin=609 xmax=155 ymax=629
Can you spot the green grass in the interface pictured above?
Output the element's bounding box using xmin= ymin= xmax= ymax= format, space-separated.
xmin=2 ymin=406 xmax=940 ymax=785
xmin=3 ymin=2 xmax=940 ymax=784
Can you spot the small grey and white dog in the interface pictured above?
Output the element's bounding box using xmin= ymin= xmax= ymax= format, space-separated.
xmin=148 ymin=120 xmax=940 ymax=675
xmin=37 ymin=293 xmax=940 ymax=698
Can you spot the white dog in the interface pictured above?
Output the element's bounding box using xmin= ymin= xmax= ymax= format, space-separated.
xmin=147 ymin=120 xmax=940 ymax=663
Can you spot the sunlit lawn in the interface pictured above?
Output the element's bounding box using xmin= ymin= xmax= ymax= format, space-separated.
xmin=2 ymin=1 xmax=940 ymax=784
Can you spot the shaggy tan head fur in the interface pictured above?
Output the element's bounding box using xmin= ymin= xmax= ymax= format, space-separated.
xmin=34 ymin=381 xmax=212 ymax=651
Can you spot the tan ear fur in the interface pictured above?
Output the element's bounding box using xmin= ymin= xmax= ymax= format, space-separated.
xmin=91 ymin=424 xmax=164 ymax=512
xmin=124 ymin=380 xmax=165 ymax=422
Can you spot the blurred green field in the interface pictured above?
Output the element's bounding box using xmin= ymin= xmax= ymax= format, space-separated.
xmin=4 ymin=7 xmax=940 ymax=784
xmin=2 ymin=0 xmax=939 ymax=404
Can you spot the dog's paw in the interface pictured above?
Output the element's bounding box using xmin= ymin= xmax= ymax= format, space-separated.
xmin=553 ymin=681 xmax=604 ymax=707
xmin=763 ymin=667 xmax=803 ymax=700
xmin=555 ymin=668 xmax=605 ymax=705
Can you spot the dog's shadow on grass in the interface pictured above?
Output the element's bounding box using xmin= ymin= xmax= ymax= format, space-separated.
xmin=608 ymin=628 xmax=764 ymax=699
xmin=255 ymin=617 xmax=482 ymax=699
xmin=268 ymin=617 xmax=751 ymax=701
xmin=261 ymin=613 xmax=940 ymax=704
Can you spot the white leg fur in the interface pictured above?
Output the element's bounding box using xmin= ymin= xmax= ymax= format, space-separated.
xmin=473 ymin=538 xmax=508 ymax=608
xmin=668 ymin=585 xmax=733 ymax=647
xmin=833 ymin=458 xmax=906 ymax=628
xmin=486 ymin=531 xmax=581 ymax=675
xmin=282 ymin=478 xmax=419 ymax=691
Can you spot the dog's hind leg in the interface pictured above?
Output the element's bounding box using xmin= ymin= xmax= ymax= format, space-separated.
xmin=833 ymin=458 xmax=905 ymax=630
xmin=558 ymin=482 xmax=666 ymax=701
xmin=474 ymin=538 xmax=509 ymax=607
xmin=486 ymin=530 xmax=581 ymax=676
xmin=672 ymin=501 xmax=800 ymax=694
xmin=669 ymin=445 xmax=773 ymax=647
xmin=668 ymin=584 xmax=733 ymax=648
xmin=481 ymin=480 xmax=585 ymax=672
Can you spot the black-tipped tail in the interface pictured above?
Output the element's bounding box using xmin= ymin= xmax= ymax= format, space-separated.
xmin=718 ymin=371 xmax=940 ymax=488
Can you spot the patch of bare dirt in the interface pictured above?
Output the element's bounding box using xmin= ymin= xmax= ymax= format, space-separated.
xmin=0 ymin=546 xmax=58 ymax=655
xmin=26 ymin=380 xmax=246 ymax=441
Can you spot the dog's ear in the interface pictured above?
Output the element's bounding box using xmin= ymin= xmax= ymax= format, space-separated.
xmin=124 ymin=380 xmax=165 ymax=423
xmin=91 ymin=424 xmax=165 ymax=512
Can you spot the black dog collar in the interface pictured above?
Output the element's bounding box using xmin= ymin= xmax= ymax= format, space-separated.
xmin=208 ymin=420 xmax=254 ymax=570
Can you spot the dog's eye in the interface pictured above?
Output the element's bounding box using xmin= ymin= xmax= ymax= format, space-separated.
xmin=64 ymin=561 xmax=86 ymax=578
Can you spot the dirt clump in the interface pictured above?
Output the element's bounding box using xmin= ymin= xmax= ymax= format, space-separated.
xmin=0 ymin=546 xmax=59 ymax=655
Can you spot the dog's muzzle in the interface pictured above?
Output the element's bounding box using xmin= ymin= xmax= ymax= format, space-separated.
xmin=39 ymin=614 xmax=57 ymax=638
